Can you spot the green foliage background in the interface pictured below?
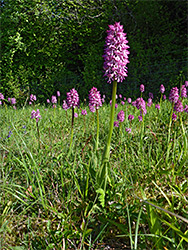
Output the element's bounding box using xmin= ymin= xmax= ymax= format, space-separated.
xmin=1 ymin=0 xmax=187 ymax=102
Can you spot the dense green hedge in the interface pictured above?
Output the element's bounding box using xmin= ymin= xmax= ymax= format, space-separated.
xmin=1 ymin=0 xmax=187 ymax=103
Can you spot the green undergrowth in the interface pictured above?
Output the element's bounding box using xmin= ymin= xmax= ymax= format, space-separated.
xmin=0 ymin=100 xmax=188 ymax=250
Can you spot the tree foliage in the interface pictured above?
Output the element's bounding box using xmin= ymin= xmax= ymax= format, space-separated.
xmin=0 ymin=0 xmax=187 ymax=102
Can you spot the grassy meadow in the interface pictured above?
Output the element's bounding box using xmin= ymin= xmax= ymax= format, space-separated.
xmin=0 ymin=91 xmax=188 ymax=250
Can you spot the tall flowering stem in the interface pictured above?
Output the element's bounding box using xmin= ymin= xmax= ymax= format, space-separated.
xmin=159 ymin=84 xmax=165 ymax=113
xmin=97 ymin=22 xmax=129 ymax=192
xmin=166 ymin=87 xmax=179 ymax=163
xmin=98 ymin=22 xmax=129 ymax=187
xmin=97 ymin=80 xmax=117 ymax=192
xmin=96 ymin=109 xmax=100 ymax=150
xmin=57 ymin=91 xmax=60 ymax=107
xmin=66 ymin=88 xmax=79 ymax=152
xmin=140 ymin=84 xmax=145 ymax=98
xmin=31 ymin=109 xmax=41 ymax=150
xmin=103 ymin=80 xmax=117 ymax=162
xmin=117 ymin=110 xmax=125 ymax=141
xmin=89 ymin=87 xmax=102 ymax=150
xmin=69 ymin=107 xmax=74 ymax=150
xmin=168 ymin=87 xmax=179 ymax=143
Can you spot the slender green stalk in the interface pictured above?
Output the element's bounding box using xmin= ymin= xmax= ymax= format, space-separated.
xmin=159 ymin=93 xmax=163 ymax=112
xmin=102 ymin=80 xmax=117 ymax=163
xmin=36 ymin=122 xmax=40 ymax=150
xmin=167 ymin=103 xmax=174 ymax=144
xmin=139 ymin=111 xmax=144 ymax=154
xmin=83 ymin=116 xmax=86 ymax=135
xmin=96 ymin=109 xmax=99 ymax=151
xmin=96 ymin=81 xmax=117 ymax=192
xmin=69 ymin=107 xmax=74 ymax=151
xmin=119 ymin=121 xmax=122 ymax=137
xmin=166 ymin=103 xmax=174 ymax=164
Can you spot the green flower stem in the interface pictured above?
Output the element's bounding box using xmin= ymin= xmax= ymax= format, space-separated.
xmin=102 ymin=80 xmax=117 ymax=163
xmin=96 ymin=81 xmax=117 ymax=191
xmin=36 ymin=122 xmax=41 ymax=150
xmin=69 ymin=107 xmax=74 ymax=151
xmin=179 ymin=114 xmax=187 ymax=159
xmin=159 ymin=93 xmax=163 ymax=107
xmin=159 ymin=93 xmax=163 ymax=117
xmin=119 ymin=121 xmax=122 ymax=137
xmin=83 ymin=116 xmax=86 ymax=135
xmin=96 ymin=109 xmax=99 ymax=151
xmin=3 ymin=100 xmax=7 ymax=111
xmin=166 ymin=103 xmax=174 ymax=164
xmin=139 ymin=111 xmax=144 ymax=155
xmin=167 ymin=103 xmax=174 ymax=144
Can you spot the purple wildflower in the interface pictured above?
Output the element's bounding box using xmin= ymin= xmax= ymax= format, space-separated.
xmin=128 ymin=114 xmax=134 ymax=121
xmin=132 ymin=101 xmax=136 ymax=107
xmin=51 ymin=96 xmax=57 ymax=104
xmin=8 ymin=98 xmax=11 ymax=102
xmin=147 ymin=98 xmax=153 ymax=107
xmin=0 ymin=93 xmax=4 ymax=100
xmin=89 ymin=104 xmax=96 ymax=113
xmin=0 ymin=101 xmax=2 ymax=105
xmin=174 ymin=99 xmax=184 ymax=113
xmin=126 ymin=127 xmax=131 ymax=134
xmin=172 ymin=113 xmax=177 ymax=121
xmin=181 ymin=85 xmax=187 ymax=98
xmin=47 ymin=99 xmax=50 ymax=103
xmin=184 ymin=105 xmax=188 ymax=113
xmin=114 ymin=121 xmax=119 ymax=127
xmin=169 ymin=87 xmax=179 ymax=103
xmin=140 ymin=84 xmax=145 ymax=93
xmin=66 ymin=88 xmax=79 ymax=108
xmin=119 ymin=94 xmax=122 ymax=99
xmin=7 ymin=131 xmax=13 ymax=138
xmin=135 ymin=97 xmax=147 ymax=115
xmin=185 ymin=81 xmax=188 ymax=88
xmin=57 ymin=91 xmax=60 ymax=97
xmin=74 ymin=113 xmax=78 ymax=118
xmin=102 ymin=95 xmax=106 ymax=103
xmin=121 ymin=101 xmax=125 ymax=105
xmin=155 ymin=104 xmax=160 ymax=110
xmin=160 ymin=84 xmax=165 ymax=94
xmin=29 ymin=101 xmax=32 ymax=105
xmin=30 ymin=94 xmax=36 ymax=102
xmin=127 ymin=98 xmax=131 ymax=104
xmin=163 ymin=95 xmax=166 ymax=100
xmin=117 ymin=110 xmax=125 ymax=122
xmin=103 ymin=22 xmax=130 ymax=83
xmin=89 ymin=87 xmax=102 ymax=110
xmin=124 ymin=97 xmax=126 ymax=101
xmin=81 ymin=109 xmax=87 ymax=116
xmin=138 ymin=115 xmax=143 ymax=122
xmin=149 ymin=92 xmax=153 ymax=99
xmin=62 ymin=100 xmax=69 ymax=111
xmin=11 ymin=98 xmax=16 ymax=105
xmin=52 ymin=104 xmax=56 ymax=109
xmin=31 ymin=109 xmax=41 ymax=122
xmin=115 ymin=103 xmax=118 ymax=109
